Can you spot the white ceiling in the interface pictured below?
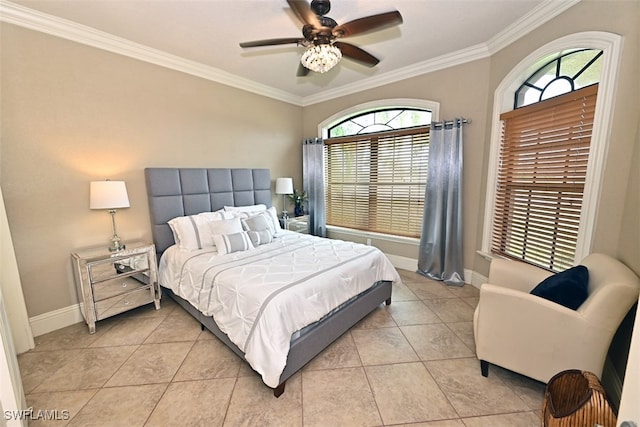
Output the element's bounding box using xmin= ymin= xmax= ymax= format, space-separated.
xmin=2 ymin=0 xmax=580 ymax=105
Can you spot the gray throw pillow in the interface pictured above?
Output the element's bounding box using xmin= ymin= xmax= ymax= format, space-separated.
xmin=248 ymin=229 xmax=273 ymax=246
xmin=241 ymin=213 xmax=274 ymax=234
xmin=212 ymin=231 xmax=253 ymax=255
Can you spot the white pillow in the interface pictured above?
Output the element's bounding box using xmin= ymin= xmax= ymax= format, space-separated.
xmin=224 ymin=204 xmax=267 ymax=216
xmin=198 ymin=210 xmax=233 ymax=222
xmin=213 ymin=231 xmax=254 ymax=255
xmin=208 ymin=217 xmax=243 ymax=236
xmin=168 ymin=210 xmax=228 ymax=251
xmin=266 ymin=206 xmax=283 ymax=235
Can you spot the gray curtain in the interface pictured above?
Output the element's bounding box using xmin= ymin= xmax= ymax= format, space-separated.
xmin=303 ymin=138 xmax=326 ymax=237
xmin=417 ymin=119 xmax=465 ymax=286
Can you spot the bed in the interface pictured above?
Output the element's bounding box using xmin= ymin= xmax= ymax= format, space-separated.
xmin=145 ymin=167 xmax=399 ymax=396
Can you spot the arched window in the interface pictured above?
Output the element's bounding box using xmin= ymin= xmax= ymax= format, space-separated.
xmin=328 ymin=108 xmax=432 ymax=137
xmin=321 ymin=101 xmax=436 ymax=238
xmin=515 ymin=49 xmax=602 ymax=108
xmin=482 ymin=32 xmax=622 ymax=272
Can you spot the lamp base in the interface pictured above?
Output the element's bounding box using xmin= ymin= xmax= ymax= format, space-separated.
xmin=109 ymin=237 xmax=125 ymax=252
xmin=108 ymin=209 xmax=125 ymax=252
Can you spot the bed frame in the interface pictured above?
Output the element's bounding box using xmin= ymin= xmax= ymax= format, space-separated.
xmin=145 ymin=167 xmax=392 ymax=397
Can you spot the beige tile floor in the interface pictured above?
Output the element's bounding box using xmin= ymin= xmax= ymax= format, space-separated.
xmin=19 ymin=269 xmax=546 ymax=426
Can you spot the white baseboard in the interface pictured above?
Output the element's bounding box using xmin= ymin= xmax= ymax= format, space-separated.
xmin=29 ymin=304 xmax=83 ymax=337
xmin=384 ymin=253 xmax=485 ymax=288
xmin=385 ymin=254 xmax=418 ymax=272
xmin=470 ymin=271 xmax=488 ymax=289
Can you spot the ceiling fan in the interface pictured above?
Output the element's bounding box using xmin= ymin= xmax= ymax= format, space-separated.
xmin=239 ymin=0 xmax=403 ymax=76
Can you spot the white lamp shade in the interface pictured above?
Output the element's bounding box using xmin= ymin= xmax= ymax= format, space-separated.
xmin=275 ymin=177 xmax=294 ymax=195
xmin=90 ymin=181 xmax=130 ymax=209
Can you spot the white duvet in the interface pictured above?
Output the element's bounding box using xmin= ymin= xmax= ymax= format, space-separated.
xmin=159 ymin=230 xmax=400 ymax=388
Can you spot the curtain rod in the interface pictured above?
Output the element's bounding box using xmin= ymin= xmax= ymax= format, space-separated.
xmin=431 ymin=118 xmax=471 ymax=128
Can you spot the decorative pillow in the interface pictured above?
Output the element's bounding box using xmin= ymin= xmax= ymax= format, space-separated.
xmin=241 ymin=212 xmax=274 ymax=234
xmin=248 ymin=229 xmax=273 ymax=247
xmin=530 ymin=265 xmax=589 ymax=310
xmin=212 ymin=231 xmax=254 ymax=255
xmin=208 ymin=217 xmax=243 ymax=236
xmin=168 ymin=210 xmax=227 ymax=251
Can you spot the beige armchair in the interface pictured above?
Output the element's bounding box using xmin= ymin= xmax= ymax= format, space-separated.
xmin=473 ymin=253 xmax=640 ymax=383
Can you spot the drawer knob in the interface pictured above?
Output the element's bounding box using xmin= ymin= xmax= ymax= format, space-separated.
xmin=121 ymin=282 xmax=127 ymax=288
xmin=124 ymin=300 xmax=130 ymax=305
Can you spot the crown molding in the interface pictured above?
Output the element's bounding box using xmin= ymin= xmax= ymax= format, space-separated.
xmin=486 ymin=0 xmax=582 ymax=55
xmin=0 ymin=0 xmax=580 ymax=107
xmin=0 ymin=0 xmax=303 ymax=106
xmin=301 ymin=43 xmax=491 ymax=106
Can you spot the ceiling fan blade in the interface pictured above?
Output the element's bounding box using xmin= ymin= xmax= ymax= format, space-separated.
xmin=287 ymin=0 xmax=321 ymax=28
xmin=239 ymin=38 xmax=304 ymax=48
xmin=333 ymin=11 xmax=403 ymax=38
xmin=297 ymin=63 xmax=311 ymax=77
xmin=334 ymin=42 xmax=379 ymax=67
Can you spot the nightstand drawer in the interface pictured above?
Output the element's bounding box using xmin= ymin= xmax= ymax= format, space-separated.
xmin=88 ymin=255 xmax=149 ymax=283
xmin=93 ymin=276 xmax=149 ymax=301
xmin=285 ymin=216 xmax=309 ymax=234
xmin=95 ymin=287 xmax=154 ymax=320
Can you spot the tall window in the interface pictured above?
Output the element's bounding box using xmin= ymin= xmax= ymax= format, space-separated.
xmin=325 ymin=109 xmax=432 ymax=238
xmin=491 ymin=49 xmax=601 ymax=271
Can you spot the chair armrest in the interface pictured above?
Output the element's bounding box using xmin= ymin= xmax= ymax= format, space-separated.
xmin=488 ymin=258 xmax=553 ymax=293
xmin=474 ymin=284 xmax=609 ymax=382
xmin=477 ymin=283 xmax=587 ymax=328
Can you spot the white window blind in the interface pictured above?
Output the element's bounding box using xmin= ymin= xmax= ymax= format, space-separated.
xmin=325 ymin=126 xmax=429 ymax=238
xmin=492 ymin=84 xmax=598 ymax=271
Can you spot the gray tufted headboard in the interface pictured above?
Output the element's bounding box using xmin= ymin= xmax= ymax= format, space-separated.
xmin=145 ymin=168 xmax=272 ymax=257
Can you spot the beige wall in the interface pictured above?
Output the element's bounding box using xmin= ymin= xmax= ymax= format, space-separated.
xmin=618 ymin=121 xmax=640 ymax=273
xmin=0 ymin=24 xmax=303 ymax=317
xmin=1 ymin=0 xmax=639 ymax=321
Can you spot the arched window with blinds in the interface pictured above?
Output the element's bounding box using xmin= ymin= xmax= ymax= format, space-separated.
xmin=491 ymin=49 xmax=601 ymax=271
xmin=493 ymin=84 xmax=597 ymax=271
xmin=325 ymin=108 xmax=432 ymax=238
xmin=481 ymin=31 xmax=625 ymax=274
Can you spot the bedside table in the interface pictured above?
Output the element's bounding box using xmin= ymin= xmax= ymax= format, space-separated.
xmin=285 ymin=215 xmax=309 ymax=234
xmin=71 ymin=241 xmax=160 ymax=333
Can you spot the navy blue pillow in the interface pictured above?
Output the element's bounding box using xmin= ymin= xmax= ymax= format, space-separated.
xmin=530 ymin=265 xmax=589 ymax=310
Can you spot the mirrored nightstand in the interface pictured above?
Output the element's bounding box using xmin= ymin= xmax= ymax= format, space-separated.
xmin=71 ymin=241 xmax=160 ymax=333
xmin=284 ymin=215 xmax=309 ymax=234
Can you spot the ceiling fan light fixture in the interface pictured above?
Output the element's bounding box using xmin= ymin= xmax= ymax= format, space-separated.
xmin=301 ymin=44 xmax=342 ymax=73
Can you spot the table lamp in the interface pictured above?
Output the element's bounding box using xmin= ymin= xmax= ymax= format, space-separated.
xmin=90 ymin=180 xmax=130 ymax=252
xmin=275 ymin=177 xmax=293 ymax=220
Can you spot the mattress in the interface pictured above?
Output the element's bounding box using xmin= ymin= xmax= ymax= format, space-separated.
xmin=159 ymin=230 xmax=400 ymax=387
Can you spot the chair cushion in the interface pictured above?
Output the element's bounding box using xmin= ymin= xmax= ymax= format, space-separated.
xmin=530 ymin=265 xmax=589 ymax=310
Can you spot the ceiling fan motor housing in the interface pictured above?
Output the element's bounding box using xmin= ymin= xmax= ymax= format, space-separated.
xmin=302 ymin=24 xmax=315 ymax=41
xmin=319 ymin=16 xmax=337 ymax=28
xmin=311 ymin=0 xmax=331 ymax=16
